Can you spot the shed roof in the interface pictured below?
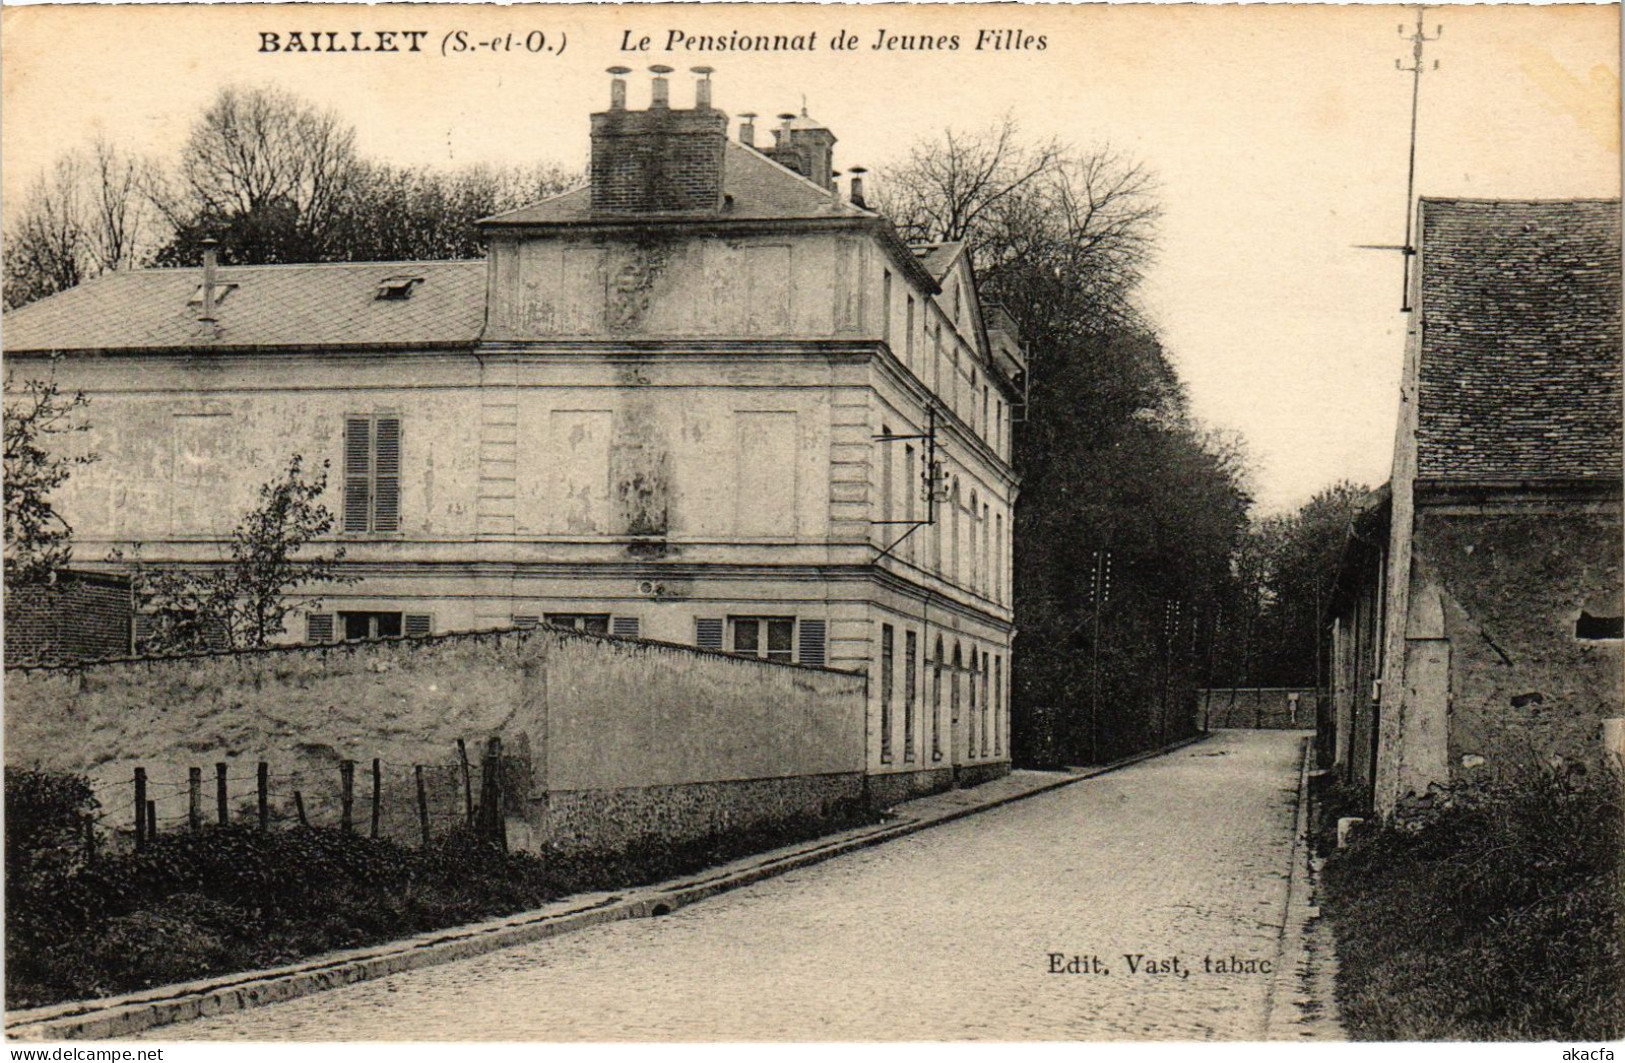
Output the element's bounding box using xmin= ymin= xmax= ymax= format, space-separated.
xmin=1415 ymin=198 xmax=1622 ymax=482
xmin=3 ymin=259 xmax=487 ymax=353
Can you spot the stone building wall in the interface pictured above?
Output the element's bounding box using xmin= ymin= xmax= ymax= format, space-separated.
xmin=1417 ymin=505 xmax=1623 ymax=783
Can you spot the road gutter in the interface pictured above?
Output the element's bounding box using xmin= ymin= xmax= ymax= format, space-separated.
xmin=1261 ymin=734 xmax=1345 ymax=1040
xmin=6 ymin=731 xmax=1210 ymax=1042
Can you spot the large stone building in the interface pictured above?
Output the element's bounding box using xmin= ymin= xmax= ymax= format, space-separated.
xmin=3 ymin=68 xmax=1023 ymax=796
xmin=1326 ymin=198 xmax=1622 ymax=815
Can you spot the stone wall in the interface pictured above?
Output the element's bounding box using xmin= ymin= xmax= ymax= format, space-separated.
xmin=4 ymin=627 xmax=868 ymax=854
xmin=1418 ymin=507 xmax=1624 ymax=782
xmin=1200 ymin=688 xmax=1320 ymax=730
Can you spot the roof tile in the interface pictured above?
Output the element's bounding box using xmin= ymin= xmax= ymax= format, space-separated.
xmin=1416 ymin=198 xmax=1622 ymax=481
xmin=4 ymin=260 xmax=486 ymax=352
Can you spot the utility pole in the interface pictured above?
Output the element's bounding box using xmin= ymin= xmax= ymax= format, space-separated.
xmin=1356 ymin=7 xmax=1443 ymax=311
xmin=1087 ymin=549 xmax=1111 ymax=764
xmin=1397 ymin=7 xmax=1442 ymax=310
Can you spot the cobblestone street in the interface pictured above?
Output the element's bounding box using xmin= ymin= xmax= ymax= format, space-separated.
xmin=163 ymin=730 xmax=1312 ymax=1041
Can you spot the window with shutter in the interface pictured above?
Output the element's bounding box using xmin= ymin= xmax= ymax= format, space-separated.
xmin=611 ymin=616 xmax=640 ymax=639
xmin=343 ymin=414 xmax=401 ymax=533
xmin=695 ymin=617 xmax=724 ymax=651
xmin=798 ymin=619 xmax=827 ymax=667
xmin=374 ymin=418 xmax=400 ymax=532
xmin=306 ymin=613 xmax=335 ymax=644
xmin=344 ymin=417 xmax=371 ymax=532
xmin=404 ymin=614 xmax=432 ymax=638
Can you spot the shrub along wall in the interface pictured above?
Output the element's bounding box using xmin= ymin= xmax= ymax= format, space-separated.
xmin=4 ymin=628 xmax=868 ymax=856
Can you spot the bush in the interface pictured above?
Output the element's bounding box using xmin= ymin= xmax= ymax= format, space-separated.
xmin=1321 ymin=765 xmax=1624 ymax=1040
xmin=5 ymin=774 xmax=880 ymax=1010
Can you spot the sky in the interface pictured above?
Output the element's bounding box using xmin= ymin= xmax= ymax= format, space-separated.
xmin=2 ymin=2 xmax=1618 ymax=514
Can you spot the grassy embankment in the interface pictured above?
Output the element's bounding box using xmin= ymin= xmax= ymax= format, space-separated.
xmin=5 ymin=769 xmax=875 ymax=1010
xmin=1315 ymin=765 xmax=1623 ymax=1040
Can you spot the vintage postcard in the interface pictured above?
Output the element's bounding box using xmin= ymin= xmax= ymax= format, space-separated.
xmin=1 ymin=0 xmax=1620 ymax=1052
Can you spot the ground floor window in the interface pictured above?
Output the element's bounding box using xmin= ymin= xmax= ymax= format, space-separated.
xmin=731 ymin=616 xmax=794 ymax=663
xmin=880 ymin=624 xmax=895 ymax=762
xmin=546 ymin=613 xmax=610 ymax=634
xmin=330 ymin=611 xmax=431 ymax=642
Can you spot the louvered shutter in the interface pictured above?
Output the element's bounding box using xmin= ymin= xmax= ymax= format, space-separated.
xmin=512 ymin=615 xmax=540 ymax=631
xmin=798 ymin=619 xmax=827 ymax=666
xmin=306 ymin=613 xmax=335 ymax=644
xmin=373 ymin=417 xmax=401 ymax=532
xmin=611 ymin=616 xmax=640 ymax=639
xmin=695 ymin=618 xmax=723 ymax=651
xmin=403 ymin=613 xmax=432 ymax=637
xmin=344 ymin=417 xmax=371 ymax=532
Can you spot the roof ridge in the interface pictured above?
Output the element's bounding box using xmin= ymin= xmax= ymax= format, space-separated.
xmin=1421 ymin=196 xmax=1621 ymax=207
xmin=119 ymin=258 xmax=487 ymax=276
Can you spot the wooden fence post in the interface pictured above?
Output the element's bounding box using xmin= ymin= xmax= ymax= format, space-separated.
xmin=215 ymin=762 xmax=228 ymax=826
xmin=340 ymin=759 xmax=355 ymax=833
xmin=294 ymin=790 xmax=309 ymax=827
xmin=478 ymin=737 xmax=507 ymax=851
xmin=188 ymin=767 xmax=202 ymax=832
xmin=414 ymin=765 xmax=430 ymax=847
xmin=491 ymin=737 xmax=507 ymax=853
xmin=133 ymin=767 xmax=147 ymax=849
xmin=457 ymin=739 xmax=474 ymax=828
xmin=370 ymin=758 xmax=382 ymax=839
xmin=257 ymin=762 xmax=270 ymax=832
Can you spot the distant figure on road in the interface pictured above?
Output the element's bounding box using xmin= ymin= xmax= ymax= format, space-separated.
xmin=1287 ymin=692 xmax=1300 ymax=726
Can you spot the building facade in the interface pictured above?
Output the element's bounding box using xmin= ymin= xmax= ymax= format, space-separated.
xmin=1326 ymin=198 xmax=1623 ymax=815
xmin=3 ymin=69 xmax=1023 ymax=795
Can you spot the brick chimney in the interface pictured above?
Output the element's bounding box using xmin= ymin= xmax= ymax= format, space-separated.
xmin=590 ymin=65 xmax=728 ymax=214
xmin=764 ymin=105 xmax=838 ymax=191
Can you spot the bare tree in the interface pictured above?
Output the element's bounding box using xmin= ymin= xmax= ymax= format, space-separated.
xmin=3 ymin=137 xmax=163 ymax=310
xmin=875 ymin=114 xmax=1159 ymax=340
xmin=153 ymin=85 xmax=361 ymax=263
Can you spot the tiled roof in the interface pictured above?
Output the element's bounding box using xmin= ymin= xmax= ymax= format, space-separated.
xmin=1415 ymin=198 xmax=1622 ymax=481
xmin=3 ymin=260 xmax=487 ymax=352
xmin=483 ymin=140 xmax=869 ymax=226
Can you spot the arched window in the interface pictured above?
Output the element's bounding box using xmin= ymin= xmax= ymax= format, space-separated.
xmin=950 ymin=641 xmax=962 ymax=761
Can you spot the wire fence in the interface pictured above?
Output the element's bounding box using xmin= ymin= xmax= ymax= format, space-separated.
xmin=88 ymin=736 xmax=520 ymax=855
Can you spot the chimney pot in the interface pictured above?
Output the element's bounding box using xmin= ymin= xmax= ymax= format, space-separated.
xmin=739 ymin=112 xmax=758 ymax=147
xmin=691 ymin=66 xmax=714 ymax=109
xmin=649 ymin=64 xmax=674 ymax=108
xmin=607 ymin=65 xmax=632 ymax=109
xmin=847 ymin=166 xmax=868 ymax=209
xmin=199 ymin=238 xmax=220 ymax=325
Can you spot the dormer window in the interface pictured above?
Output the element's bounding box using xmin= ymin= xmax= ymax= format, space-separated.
xmin=187 ymin=283 xmax=238 ymax=307
xmin=375 ymin=276 xmax=423 ymax=301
